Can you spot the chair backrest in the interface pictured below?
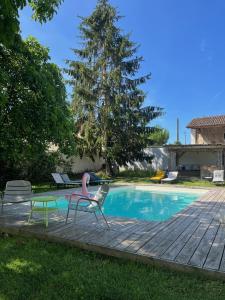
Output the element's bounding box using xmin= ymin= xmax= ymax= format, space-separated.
xmin=213 ymin=170 xmax=224 ymax=182
xmin=61 ymin=173 xmax=70 ymax=183
xmin=4 ymin=180 xmax=32 ymax=202
xmin=94 ymin=184 xmax=109 ymax=206
xmin=51 ymin=173 xmax=64 ymax=184
xmin=168 ymin=171 xmax=178 ymax=179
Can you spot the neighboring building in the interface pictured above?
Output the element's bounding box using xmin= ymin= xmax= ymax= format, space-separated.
xmin=187 ymin=115 xmax=225 ymax=145
xmin=165 ymin=114 xmax=225 ymax=177
xmin=122 ymin=115 xmax=225 ymax=176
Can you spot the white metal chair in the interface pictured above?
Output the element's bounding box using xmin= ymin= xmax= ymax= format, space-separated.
xmin=212 ymin=170 xmax=224 ymax=184
xmin=65 ymin=184 xmax=110 ymax=229
xmin=1 ymin=180 xmax=33 ymax=212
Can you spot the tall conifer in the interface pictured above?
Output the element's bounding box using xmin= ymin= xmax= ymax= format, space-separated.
xmin=66 ymin=0 xmax=163 ymax=175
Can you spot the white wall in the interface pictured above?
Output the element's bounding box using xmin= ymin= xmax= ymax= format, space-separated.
xmin=119 ymin=147 xmax=169 ymax=171
xmin=57 ymin=147 xmax=223 ymax=174
xmin=179 ymin=151 xmax=218 ymax=165
xmin=190 ymin=129 xmax=196 ymax=144
xmin=57 ymin=155 xmax=105 ymax=174
xmin=147 ymin=147 xmax=169 ymax=170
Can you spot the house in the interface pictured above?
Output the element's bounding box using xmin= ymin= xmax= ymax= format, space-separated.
xmin=188 ymin=115 xmax=225 ymax=145
xmin=166 ymin=115 xmax=225 ymax=177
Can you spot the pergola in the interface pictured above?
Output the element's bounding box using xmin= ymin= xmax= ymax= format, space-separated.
xmin=166 ymin=144 xmax=225 ymax=172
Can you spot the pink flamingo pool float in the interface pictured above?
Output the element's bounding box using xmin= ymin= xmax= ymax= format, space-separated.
xmin=65 ymin=172 xmax=95 ymax=201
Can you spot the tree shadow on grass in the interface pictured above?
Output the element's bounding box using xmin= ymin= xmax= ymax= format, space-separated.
xmin=0 ymin=235 xmax=225 ymax=300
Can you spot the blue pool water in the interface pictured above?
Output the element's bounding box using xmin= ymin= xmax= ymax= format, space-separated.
xmin=49 ymin=187 xmax=202 ymax=222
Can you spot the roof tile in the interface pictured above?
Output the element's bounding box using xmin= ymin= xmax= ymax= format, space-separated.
xmin=187 ymin=115 xmax=225 ymax=128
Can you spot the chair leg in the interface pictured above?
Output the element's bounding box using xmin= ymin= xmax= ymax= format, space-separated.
xmin=74 ymin=208 xmax=78 ymax=224
xmin=28 ymin=210 xmax=32 ymax=224
xmin=55 ymin=200 xmax=60 ymax=217
xmin=74 ymin=200 xmax=80 ymax=224
xmin=98 ymin=207 xmax=110 ymax=229
xmin=45 ymin=205 xmax=48 ymax=228
xmin=28 ymin=201 xmax=33 ymax=224
xmin=65 ymin=206 xmax=70 ymax=224
xmin=94 ymin=212 xmax=98 ymax=222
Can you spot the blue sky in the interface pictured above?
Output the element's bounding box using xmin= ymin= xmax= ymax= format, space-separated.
xmin=19 ymin=0 xmax=225 ymax=143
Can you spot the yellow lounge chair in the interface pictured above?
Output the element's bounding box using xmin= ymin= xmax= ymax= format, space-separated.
xmin=150 ymin=170 xmax=165 ymax=182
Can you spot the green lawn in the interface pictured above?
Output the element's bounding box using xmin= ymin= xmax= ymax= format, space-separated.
xmin=31 ymin=178 xmax=223 ymax=194
xmin=111 ymin=170 xmax=223 ymax=187
xmin=113 ymin=176 xmax=223 ymax=188
xmin=28 ymin=170 xmax=224 ymax=194
xmin=0 ymin=235 xmax=225 ymax=300
xmin=32 ymin=183 xmax=58 ymax=193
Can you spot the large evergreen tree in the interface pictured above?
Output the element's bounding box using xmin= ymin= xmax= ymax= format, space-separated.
xmin=66 ymin=0 xmax=163 ymax=175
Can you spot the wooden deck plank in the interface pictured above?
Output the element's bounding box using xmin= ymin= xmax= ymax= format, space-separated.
xmin=161 ymin=220 xmax=200 ymax=261
xmin=175 ymin=221 xmax=212 ymax=265
xmin=218 ymin=226 xmax=225 ymax=272
xmin=137 ymin=208 xmax=201 ymax=257
xmin=188 ymin=220 xmax=220 ymax=268
xmin=124 ymin=204 xmax=201 ymax=253
xmin=135 ymin=197 xmax=210 ymax=257
xmin=57 ymin=224 xmax=98 ymax=241
xmin=106 ymin=231 xmax=135 ymax=248
xmin=171 ymin=191 xmax=224 ymax=265
xmin=159 ymin=190 xmax=220 ymax=262
xmin=149 ymin=192 xmax=220 ymax=257
xmin=115 ymin=233 xmax=141 ymax=251
xmin=77 ymin=227 xmax=120 ymax=245
xmin=204 ymin=224 xmax=225 ymax=270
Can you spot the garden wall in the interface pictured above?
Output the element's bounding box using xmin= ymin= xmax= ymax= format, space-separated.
xmin=57 ymin=147 xmax=170 ymax=174
xmin=119 ymin=147 xmax=169 ymax=171
xmin=57 ymin=155 xmax=105 ymax=174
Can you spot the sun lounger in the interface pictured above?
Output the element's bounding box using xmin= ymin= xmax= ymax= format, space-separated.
xmin=89 ymin=172 xmax=112 ymax=184
xmin=51 ymin=173 xmax=66 ymax=187
xmin=161 ymin=171 xmax=178 ymax=183
xmin=61 ymin=173 xmax=82 ymax=186
xmin=51 ymin=173 xmax=81 ymax=188
xmin=150 ymin=170 xmax=165 ymax=182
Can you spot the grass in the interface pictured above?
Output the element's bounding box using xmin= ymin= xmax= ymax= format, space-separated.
xmin=176 ymin=178 xmax=217 ymax=188
xmin=31 ymin=174 xmax=224 ymax=194
xmin=0 ymin=235 xmax=225 ymax=300
xmin=32 ymin=183 xmax=58 ymax=193
xmin=113 ymin=170 xmax=225 ymax=188
xmin=112 ymin=170 xmax=153 ymax=184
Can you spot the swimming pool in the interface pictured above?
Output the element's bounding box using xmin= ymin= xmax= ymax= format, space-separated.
xmin=50 ymin=186 xmax=205 ymax=222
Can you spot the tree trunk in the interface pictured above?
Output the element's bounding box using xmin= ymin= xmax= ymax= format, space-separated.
xmin=105 ymin=157 xmax=115 ymax=176
xmin=105 ymin=157 xmax=119 ymax=177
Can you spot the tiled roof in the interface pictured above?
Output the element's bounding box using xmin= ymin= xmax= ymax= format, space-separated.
xmin=187 ymin=115 xmax=225 ymax=128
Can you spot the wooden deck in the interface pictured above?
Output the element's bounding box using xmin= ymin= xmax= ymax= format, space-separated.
xmin=1 ymin=185 xmax=225 ymax=280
